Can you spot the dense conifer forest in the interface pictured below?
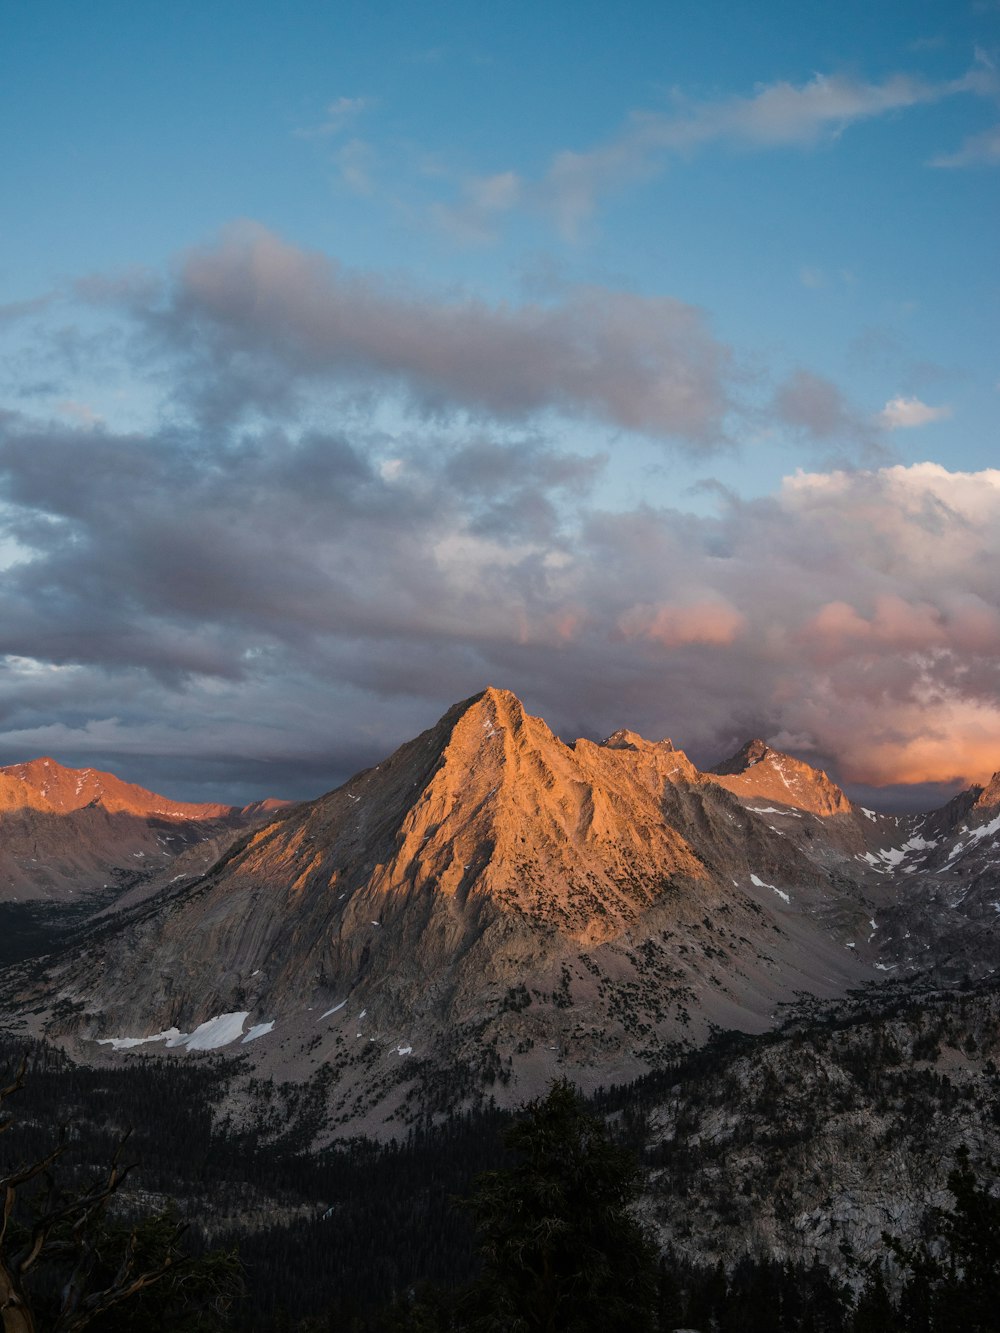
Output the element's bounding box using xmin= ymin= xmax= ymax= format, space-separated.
xmin=2 ymin=979 xmax=998 ymax=1331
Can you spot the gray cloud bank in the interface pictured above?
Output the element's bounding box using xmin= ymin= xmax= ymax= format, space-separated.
xmin=66 ymin=225 xmax=884 ymax=463
xmin=128 ymin=223 xmax=738 ymax=448
xmin=0 ymin=231 xmax=996 ymax=805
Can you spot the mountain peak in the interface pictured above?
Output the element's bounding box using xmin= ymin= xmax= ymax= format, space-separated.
xmin=478 ymin=684 xmax=521 ymax=705
xmin=601 ymin=728 xmax=674 ymax=753
xmin=475 ymin=684 xmax=528 ymax=720
xmin=438 ymin=686 xmax=536 ymax=751
xmin=973 ymin=770 xmax=1000 ymax=814
xmin=707 ymin=740 xmax=852 ymax=817
xmin=709 ymin=738 xmax=770 ymax=775
xmin=0 ymin=756 xmax=235 ymax=820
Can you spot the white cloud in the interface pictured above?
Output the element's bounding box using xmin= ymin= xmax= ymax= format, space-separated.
xmin=878 ymin=395 xmax=952 ymax=429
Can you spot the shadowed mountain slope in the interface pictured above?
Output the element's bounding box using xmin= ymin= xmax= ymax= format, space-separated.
xmin=0 ymin=757 xmax=285 ymax=902
xmin=11 ymin=689 xmax=875 ymax=1135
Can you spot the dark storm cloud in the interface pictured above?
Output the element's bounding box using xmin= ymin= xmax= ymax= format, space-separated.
xmin=0 ymin=407 xmax=604 ymax=685
xmin=1 ymin=231 xmax=997 ymax=804
xmin=3 ymin=375 xmax=999 ymax=801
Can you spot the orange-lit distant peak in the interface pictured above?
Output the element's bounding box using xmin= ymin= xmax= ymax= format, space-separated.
xmin=601 ymin=728 xmax=675 ymax=753
xmin=708 ymin=740 xmax=852 ymax=818
xmin=0 ymin=756 xmax=234 ymax=820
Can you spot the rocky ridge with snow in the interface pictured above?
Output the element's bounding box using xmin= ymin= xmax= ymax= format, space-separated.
xmin=2 ymin=687 xmax=999 ymax=1139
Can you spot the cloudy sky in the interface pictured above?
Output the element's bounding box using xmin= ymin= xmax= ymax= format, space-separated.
xmin=1 ymin=0 xmax=998 ymax=807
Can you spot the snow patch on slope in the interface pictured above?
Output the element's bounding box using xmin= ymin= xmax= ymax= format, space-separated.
xmin=97 ymin=1011 xmax=254 ymax=1052
xmin=241 ymin=1021 xmax=275 ymax=1044
xmin=750 ymin=873 xmax=790 ymax=904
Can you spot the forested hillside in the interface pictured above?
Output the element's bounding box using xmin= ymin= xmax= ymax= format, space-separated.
xmin=3 ymin=975 xmax=998 ymax=1329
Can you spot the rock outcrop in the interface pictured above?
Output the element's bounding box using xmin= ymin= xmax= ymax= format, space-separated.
xmin=708 ymin=739 xmax=853 ymax=818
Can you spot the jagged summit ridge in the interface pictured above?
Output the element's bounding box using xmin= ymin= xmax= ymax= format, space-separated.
xmin=601 ymin=728 xmax=675 ymax=753
xmin=16 ymin=683 xmax=1000 ymax=1138
xmin=709 ymin=738 xmax=771 ymax=775
xmin=0 ymin=755 xmax=234 ymax=820
xmin=20 ymin=682 xmax=869 ymax=1101
xmin=219 ymin=679 xmax=712 ymax=945
xmin=707 ymin=738 xmax=852 ymax=818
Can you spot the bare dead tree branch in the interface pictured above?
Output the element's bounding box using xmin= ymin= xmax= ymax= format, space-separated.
xmin=0 ymin=1060 xmax=189 ymax=1333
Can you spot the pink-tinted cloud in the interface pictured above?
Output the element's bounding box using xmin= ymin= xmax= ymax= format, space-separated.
xmin=878 ymin=395 xmax=952 ymax=429
xmin=618 ymin=600 xmax=746 ymax=647
xmin=3 ymin=384 xmax=998 ymax=800
xmin=1 ymin=235 xmax=997 ymax=803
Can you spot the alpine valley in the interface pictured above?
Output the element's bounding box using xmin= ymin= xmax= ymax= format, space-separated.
xmin=2 ymin=688 xmax=1000 ymax=1325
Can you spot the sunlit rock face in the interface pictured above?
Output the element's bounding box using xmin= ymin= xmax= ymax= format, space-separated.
xmin=0 ymin=756 xmax=234 ymax=819
xmin=10 ymin=689 xmax=867 ymax=1128
xmin=6 ymin=687 xmax=999 ymax=1139
xmin=0 ymin=756 xmax=284 ymax=902
xmin=708 ymin=739 xmax=853 ymax=818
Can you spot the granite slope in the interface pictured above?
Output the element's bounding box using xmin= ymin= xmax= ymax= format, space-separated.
xmin=12 ymin=689 xmax=876 ymax=1133
xmin=0 ymin=757 xmax=284 ymax=902
xmin=7 ymin=689 xmax=998 ymax=1136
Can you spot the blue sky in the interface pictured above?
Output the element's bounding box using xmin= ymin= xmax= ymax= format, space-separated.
xmin=0 ymin=0 xmax=997 ymax=804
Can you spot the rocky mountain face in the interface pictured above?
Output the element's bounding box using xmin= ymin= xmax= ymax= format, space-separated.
xmin=0 ymin=757 xmax=285 ymax=902
xmin=705 ymin=736 xmax=1000 ymax=986
xmin=708 ymin=738 xmax=853 ymax=817
xmin=3 ymin=687 xmax=999 ymax=1141
xmin=638 ymin=976 xmax=1000 ymax=1278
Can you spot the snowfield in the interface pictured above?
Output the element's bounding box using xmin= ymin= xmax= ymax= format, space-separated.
xmin=96 ymin=1010 xmax=275 ymax=1052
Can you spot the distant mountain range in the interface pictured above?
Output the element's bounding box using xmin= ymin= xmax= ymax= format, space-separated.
xmin=2 ymin=687 xmax=998 ymax=1139
xmin=0 ymin=755 xmax=287 ymax=902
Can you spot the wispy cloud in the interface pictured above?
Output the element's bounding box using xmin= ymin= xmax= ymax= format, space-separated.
xmin=437 ymin=65 xmax=994 ymax=240
xmin=293 ymin=95 xmax=376 ymax=140
xmin=131 ymin=223 xmax=741 ymax=448
xmin=56 ymin=400 xmax=104 ymax=428
xmin=105 ymin=225 xmax=911 ymax=462
xmin=333 ymin=138 xmax=378 ymax=195
xmin=771 ymin=370 xmax=883 ymax=463
xmin=930 ymin=122 xmax=1000 ymax=166
xmin=0 ymin=294 xmax=56 ymax=325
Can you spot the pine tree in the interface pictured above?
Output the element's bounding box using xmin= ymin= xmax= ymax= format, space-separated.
xmin=851 ymin=1265 xmax=897 ymax=1333
xmin=885 ymin=1146 xmax=1000 ymax=1333
xmin=463 ymin=1079 xmax=657 ymax=1333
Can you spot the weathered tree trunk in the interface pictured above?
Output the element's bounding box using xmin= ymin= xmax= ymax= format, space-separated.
xmin=0 ymin=1263 xmax=36 ymax=1333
